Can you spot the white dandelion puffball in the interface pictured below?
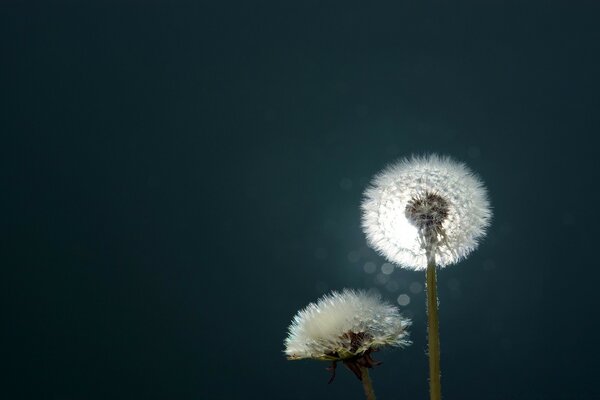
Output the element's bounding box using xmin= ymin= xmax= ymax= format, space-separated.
xmin=361 ymin=154 xmax=492 ymax=270
xmin=284 ymin=289 xmax=411 ymax=361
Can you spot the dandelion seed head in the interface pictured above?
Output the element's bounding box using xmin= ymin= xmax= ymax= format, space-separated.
xmin=361 ymin=154 xmax=492 ymax=270
xmin=284 ymin=289 xmax=411 ymax=361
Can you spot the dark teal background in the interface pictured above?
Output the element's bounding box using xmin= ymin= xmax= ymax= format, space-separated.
xmin=2 ymin=1 xmax=599 ymax=399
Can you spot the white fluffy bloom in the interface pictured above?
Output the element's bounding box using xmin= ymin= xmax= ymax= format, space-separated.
xmin=361 ymin=154 xmax=491 ymax=270
xmin=284 ymin=289 xmax=411 ymax=361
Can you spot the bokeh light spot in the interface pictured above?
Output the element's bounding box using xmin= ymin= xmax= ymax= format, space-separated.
xmin=348 ymin=250 xmax=360 ymax=263
xmin=397 ymin=294 xmax=410 ymax=306
xmin=363 ymin=261 xmax=377 ymax=274
xmin=409 ymin=282 xmax=423 ymax=294
xmin=381 ymin=263 xmax=394 ymax=275
xmin=375 ymin=273 xmax=389 ymax=285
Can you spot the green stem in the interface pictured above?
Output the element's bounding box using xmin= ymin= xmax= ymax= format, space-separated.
xmin=359 ymin=366 xmax=376 ymax=400
xmin=426 ymin=252 xmax=442 ymax=400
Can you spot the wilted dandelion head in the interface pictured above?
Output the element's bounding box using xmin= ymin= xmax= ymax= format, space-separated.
xmin=284 ymin=289 xmax=411 ymax=363
xmin=361 ymin=154 xmax=491 ymax=270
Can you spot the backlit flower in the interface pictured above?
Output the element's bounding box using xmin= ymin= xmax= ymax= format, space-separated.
xmin=284 ymin=289 xmax=411 ymax=381
xmin=361 ymin=154 xmax=491 ymax=270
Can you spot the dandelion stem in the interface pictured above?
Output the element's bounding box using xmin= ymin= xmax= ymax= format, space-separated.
xmin=359 ymin=366 xmax=376 ymax=400
xmin=426 ymin=251 xmax=442 ymax=400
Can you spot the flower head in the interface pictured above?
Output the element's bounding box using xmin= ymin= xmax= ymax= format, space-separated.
xmin=284 ymin=289 xmax=411 ymax=380
xmin=361 ymin=154 xmax=491 ymax=270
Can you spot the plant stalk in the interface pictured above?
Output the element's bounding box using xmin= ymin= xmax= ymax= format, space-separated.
xmin=359 ymin=366 xmax=376 ymax=400
xmin=426 ymin=251 xmax=442 ymax=400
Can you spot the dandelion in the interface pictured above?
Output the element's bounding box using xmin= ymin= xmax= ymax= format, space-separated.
xmin=362 ymin=154 xmax=491 ymax=269
xmin=361 ymin=154 xmax=492 ymax=400
xmin=285 ymin=289 xmax=411 ymax=400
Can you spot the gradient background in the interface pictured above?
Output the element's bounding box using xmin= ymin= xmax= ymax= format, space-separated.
xmin=2 ymin=1 xmax=599 ymax=399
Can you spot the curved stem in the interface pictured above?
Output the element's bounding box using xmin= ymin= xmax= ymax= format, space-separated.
xmin=359 ymin=366 xmax=376 ymax=400
xmin=426 ymin=252 xmax=442 ymax=400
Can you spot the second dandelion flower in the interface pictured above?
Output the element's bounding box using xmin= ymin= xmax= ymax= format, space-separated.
xmin=285 ymin=289 xmax=411 ymax=400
